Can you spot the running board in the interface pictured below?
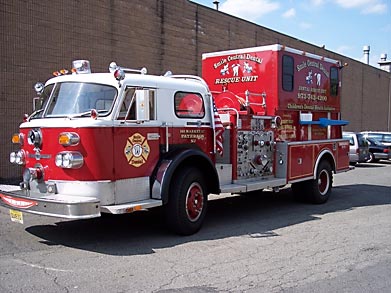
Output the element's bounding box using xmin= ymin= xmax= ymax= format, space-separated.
xmin=220 ymin=178 xmax=287 ymax=194
xmin=101 ymin=199 xmax=163 ymax=214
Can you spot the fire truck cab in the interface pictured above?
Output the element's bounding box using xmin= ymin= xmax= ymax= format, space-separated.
xmin=0 ymin=45 xmax=350 ymax=235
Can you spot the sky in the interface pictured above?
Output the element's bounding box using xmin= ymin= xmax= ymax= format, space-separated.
xmin=190 ymin=0 xmax=391 ymax=68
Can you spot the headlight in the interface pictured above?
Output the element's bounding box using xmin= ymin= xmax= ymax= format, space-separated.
xmin=15 ymin=150 xmax=26 ymax=165
xmin=10 ymin=152 xmax=16 ymax=164
xmin=55 ymin=152 xmax=84 ymax=169
xmin=10 ymin=150 xmax=26 ymax=165
xmin=62 ymin=153 xmax=72 ymax=168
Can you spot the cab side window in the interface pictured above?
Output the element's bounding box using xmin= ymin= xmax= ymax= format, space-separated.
xmin=174 ymin=92 xmax=205 ymax=118
xmin=119 ymin=87 xmax=156 ymax=121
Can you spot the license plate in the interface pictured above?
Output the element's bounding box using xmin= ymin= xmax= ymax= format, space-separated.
xmin=9 ymin=209 xmax=23 ymax=224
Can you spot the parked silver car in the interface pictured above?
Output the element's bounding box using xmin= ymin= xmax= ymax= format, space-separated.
xmin=343 ymin=132 xmax=370 ymax=165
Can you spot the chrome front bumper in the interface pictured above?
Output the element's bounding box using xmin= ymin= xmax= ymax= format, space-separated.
xmin=0 ymin=184 xmax=100 ymax=219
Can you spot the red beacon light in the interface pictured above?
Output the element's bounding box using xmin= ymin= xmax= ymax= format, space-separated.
xmin=72 ymin=60 xmax=91 ymax=74
xmin=90 ymin=109 xmax=98 ymax=120
xmin=109 ymin=62 xmax=147 ymax=82
xmin=114 ymin=68 xmax=125 ymax=81
xmin=109 ymin=62 xmax=125 ymax=81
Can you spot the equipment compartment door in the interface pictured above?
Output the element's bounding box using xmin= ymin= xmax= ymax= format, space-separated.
xmin=288 ymin=144 xmax=314 ymax=180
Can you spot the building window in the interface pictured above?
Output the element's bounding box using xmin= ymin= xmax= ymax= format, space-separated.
xmin=174 ymin=92 xmax=205 ymax=118
xmin=330 ymin=67 xmax=339 ymax=96
xmin=282 ymin=55 xmax=294 ymax=91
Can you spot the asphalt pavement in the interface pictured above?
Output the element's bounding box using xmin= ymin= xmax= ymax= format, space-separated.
xmin=0 ymin=161 xmax=390 ymax=292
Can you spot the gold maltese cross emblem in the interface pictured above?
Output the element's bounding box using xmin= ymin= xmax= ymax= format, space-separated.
xmin=124 ymin=133 xmax=150 ymax=167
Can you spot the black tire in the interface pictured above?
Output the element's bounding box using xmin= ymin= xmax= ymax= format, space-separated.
xmin=367 ymin=152 xmax=375 ymax=163
xmin=164 ymin=167 xmax=207 ymax=235
xmin=307 ymin=160 xmax=333 ymax=204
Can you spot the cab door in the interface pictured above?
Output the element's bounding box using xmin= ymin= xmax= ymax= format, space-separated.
xmin=112 ymin=87 xmax=161 ymax=204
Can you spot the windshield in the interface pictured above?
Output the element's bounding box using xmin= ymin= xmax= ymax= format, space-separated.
xmin=42 ymin=82 xmax=117 ymax=117
xmin=367 ymin=138 xmax=380 ymax=145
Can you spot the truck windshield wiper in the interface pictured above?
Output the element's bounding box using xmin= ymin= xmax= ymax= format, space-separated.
xmin=28 ymin=109 xmax=44 ymax=120
xmin=68 ymin=109 xmax=109 ymax=118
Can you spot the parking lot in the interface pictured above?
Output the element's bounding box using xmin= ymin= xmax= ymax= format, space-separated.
xmin=1 ymin=161 xmax=391 ymax=292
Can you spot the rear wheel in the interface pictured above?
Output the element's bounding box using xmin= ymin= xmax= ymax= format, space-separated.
xmin=292 ymin=161 xmax=333 ymax=204
xmin=307 ymin=161 xmax=333 ymax=204
xmin=165 ymin=167 xmax=207 ymax=235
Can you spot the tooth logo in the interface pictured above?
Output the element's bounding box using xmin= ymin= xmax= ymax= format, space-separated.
xmin=0 ymin=194 xmax=37 ymax=209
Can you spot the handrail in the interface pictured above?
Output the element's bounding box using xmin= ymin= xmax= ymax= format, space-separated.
xmin=245 ymin=90 xmax=266 ymax=107
xmin=216 ymin=107 xmax=240 ymax=127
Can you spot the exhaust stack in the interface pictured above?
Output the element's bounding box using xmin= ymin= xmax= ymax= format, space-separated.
xmin=378 ymin=53 xmax=391 ymax=73
xmin=363 ymin=45 xmax=370 ymax=65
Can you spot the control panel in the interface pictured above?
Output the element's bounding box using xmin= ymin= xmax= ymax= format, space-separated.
xmin=237 ymin=120 xmax=274 ymax=179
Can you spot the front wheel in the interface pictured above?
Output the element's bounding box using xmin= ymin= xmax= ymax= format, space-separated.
xmin=165 ymin=167 xmax=208 ymax=235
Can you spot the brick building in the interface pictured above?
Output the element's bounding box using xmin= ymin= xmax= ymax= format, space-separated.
xmin=1 ymin=0 xmax=390 ymax=182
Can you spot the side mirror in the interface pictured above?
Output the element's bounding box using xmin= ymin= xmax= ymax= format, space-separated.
xmin=33 ymin=82 xmax=44 ymax=112
xmin=33 ymin=97 xmax=43 ymax=112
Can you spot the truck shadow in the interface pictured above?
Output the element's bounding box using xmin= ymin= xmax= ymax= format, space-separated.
xmin=26 ymin=183 xmax=391 ymax=256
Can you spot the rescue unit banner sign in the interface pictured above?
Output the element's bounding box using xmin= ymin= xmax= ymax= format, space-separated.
xmin=212 ymin=53 xmax=263 ymax=85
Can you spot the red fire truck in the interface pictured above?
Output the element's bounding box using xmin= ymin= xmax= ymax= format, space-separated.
xmin=0 ymin=45 xmax=350 ymax=235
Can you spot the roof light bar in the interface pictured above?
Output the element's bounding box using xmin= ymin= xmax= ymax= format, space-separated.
xmin=72 ymin=60 xmax=91 ymax=74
